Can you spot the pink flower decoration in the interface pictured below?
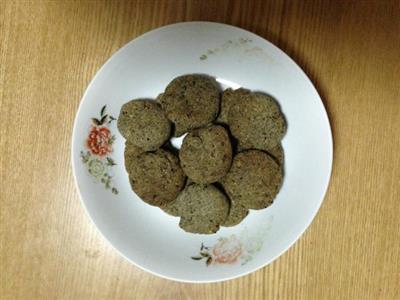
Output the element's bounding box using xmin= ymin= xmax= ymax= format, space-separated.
xmin=212 ymin=235 xmax=243 ymax=264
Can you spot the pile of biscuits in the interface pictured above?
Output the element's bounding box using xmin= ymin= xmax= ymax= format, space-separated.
xmin=118 ymin=75 xmax=286 ymax=234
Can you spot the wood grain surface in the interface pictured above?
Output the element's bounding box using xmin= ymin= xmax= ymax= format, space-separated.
xmin=1 ymin=1 xmax=399 ymax=299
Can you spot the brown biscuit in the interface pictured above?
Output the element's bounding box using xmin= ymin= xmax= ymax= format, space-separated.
xmin=228 ymin=93 xmax=286 ymax=151
xmin=238 ymin=142 xmax=285 ymax=166
xmin=266 ymin=143 xmax=284 ymax=166
xmin=185 ymin=177 xmax=194 ymax=186
xmin=179 ymin=125 xmax=232 ymax=183
xmin=159 ymin=198 xmax=182 ymax=217
xmin=155 ymin=93 xmax=163 ymax=103
xmin=158 ymin=75 xmax=220 ymax=136
xmin=123 ymin=141 xmax=145 ymax=172
xmin=216 ymin=88 xmax=251 ymax=124
xmin=159 ymin=178 xmax=194 ymax=217
xmin=221 ymin=150 xmax=283 ymax=210
xmin=127 ymin=149 xmax=185 ymax=207
xmin=117 ymin=99 xmax=171 ymax=151
xmin=222 ymin=201 xmax=249 ymax=227
xmin=175 ymin=184 xmax=229 ymax=234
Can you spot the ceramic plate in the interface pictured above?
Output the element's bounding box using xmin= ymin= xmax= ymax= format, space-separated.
xmin=71 ymin=22 xmax=332 ymax=282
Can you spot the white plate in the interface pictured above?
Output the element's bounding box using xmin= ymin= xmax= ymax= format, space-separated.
xmin=71 ymin=22 xmax=333 ymax=283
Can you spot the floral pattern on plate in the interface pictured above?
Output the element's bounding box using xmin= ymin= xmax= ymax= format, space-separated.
xmin=80 ymin=105 xmax=118 ymax=194
xmin=191 ymin=216 xmax=273 ymax=266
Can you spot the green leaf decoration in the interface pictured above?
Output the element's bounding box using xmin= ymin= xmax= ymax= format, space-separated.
xmin=100 ymin=105 xmax=106 ymax=117
xmin=92 ymin=118 xmax=101 ymax=126
xmin=206 ymin=257 xmax=212 ymax=266
xmin=108 ymin=115 xmax=116 ymax=124
xmin=200 ymin=252 xmax=209 ymax=257
xmin=105 ymin=181 xmax=111 ymax=189
xmin=106 ymin=157 xmax=116 ymax=166
xmin=191 ymin=256 xmax=203 ymax=260
xmin=80 ymin=151 xmax=90 ymax=163
xmin=99 ymin=114 xmax=108 ymax=125
xmin=111 ymin=187 xmax=118 ymax=194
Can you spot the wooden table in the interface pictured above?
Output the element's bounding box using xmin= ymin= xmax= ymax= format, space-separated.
xmin=1 ymin=1 xmax=399 ymax=299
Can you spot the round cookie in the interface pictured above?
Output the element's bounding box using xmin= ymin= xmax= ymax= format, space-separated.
xmin=159 ymin=198 xmax=183 ymax=217
xmin=267 ymin=143 xmax=284 ymax=166
xmin=123 ymin=141 xmax=145 ymax=171
xmin=228 ymin=93 xmax=286 ymax=151
xmin=160 ymin=178 xmax=194 ymax=217
xmin=176 ymin=184 xmax=229 ymax=234
xmin=117 ymin=99 xmax=171 ymax=151
xmin=221 ymin=150 xmax=283 ymax=210
xmin=158 ymin=75 xmax=220 ymax=136
xmin=185 ymin=177 xmax=194 ymax=186
xmin=216 ymin=88 xmax=250 ymax=124
xmin=160 ymin=179 xmax=205 ymax=216
xmin=155 ymin=93 xmax=163 ymax=103
xmin=127 ymin=149 xmax=185 ymax=207
xmin=238 ymin=142 xmax=285 ymax=166
xmin=222 ymin=201 xmax=249 ymax=227
xmin=179 ymin=125 xmax=232 ymax=183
